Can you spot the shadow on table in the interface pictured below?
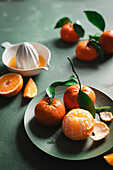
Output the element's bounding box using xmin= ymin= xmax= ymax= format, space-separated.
xmin=53 ymin=38 xmax=77 ymax=49
xmin=44 ymin=38 xmax=113 ymax=70
xmin=71 ymin=53 xmax=113 ymax=69
xmin=29 ymin=117 xmax=60 ymax=138
xmin=0 ymin=94 xmax=17 ymax=108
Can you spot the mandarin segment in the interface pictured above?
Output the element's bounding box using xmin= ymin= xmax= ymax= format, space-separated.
xmin=64 ymin=84 xmax=96 ymax=110
xmin=0 ymin=73 xmax=23 ymax=97
xmin=23 ymin=78 xmax=37 ymax=98
xmin=104 ymin=153 xmax=113 ymax=166
xmin=62 ymin=109 xmax=94 ymax=140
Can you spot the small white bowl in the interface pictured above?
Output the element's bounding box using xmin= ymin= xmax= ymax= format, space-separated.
xmin=1 ymin=42 xmax=51 ymax=77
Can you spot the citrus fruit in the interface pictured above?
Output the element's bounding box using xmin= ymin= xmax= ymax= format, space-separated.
xmin=23 ymin=78 xmax=37 ymax=98
xmin=0 ymin=73 xmax=23 ymax=97
xmin=99 ymin=30 xmax=113 ymax=54
xmin=99 ymin=111 xmax=113 ymax=122
xmin=76 ymin=40 xmax=99 ymax=61
xmin=60 ymin=23 xmax=80 ymax=43
xmin=62 ymin=108 xmax=94 ymax=140
xmin=104 ymin=153 xmax=113 ymax=166
xmin=90 ymin=119 xmax=110 ymax=141
xmin=64 ymin=84 xmax=96 ymax=110
xmin=35 ymin=97 xmax=66 ymax=126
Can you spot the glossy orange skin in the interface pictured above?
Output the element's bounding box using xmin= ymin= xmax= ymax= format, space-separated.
xmin=76 ymin=40 xmax=99 ymax=61
xmin=99 ymin=30 xmax=113 ymax=54
xmin=60 ymin=23 xmax=80 ymax=43
xmin=35 ymin=97 xmax=66 ymax=126
xmin=63 ymin=84 xmax=96 ymax=110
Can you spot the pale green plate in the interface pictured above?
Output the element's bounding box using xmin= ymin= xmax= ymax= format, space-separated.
xmin=24 ymin=86 xmax=113 ymax=160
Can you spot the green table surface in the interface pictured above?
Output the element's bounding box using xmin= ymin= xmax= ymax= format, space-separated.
xmin=0 ymin=0 xmax=113 ymax=169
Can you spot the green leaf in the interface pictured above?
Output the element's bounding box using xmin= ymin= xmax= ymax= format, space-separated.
xmin=46 ymin=86 xmax=55 ymax=100
xmin=73 ymin=21 xmax=85 ymax=37
xmin=89 ymin=33 xmax=101 ymax=41
xmin=54 ymin=17 xmax=72 ymax=29
xmin=78 ymin=90 xmax=96 ymax=117
xmin=51 ymin=75 xmax=78 ymax=87
xmin=84 ymin=11 xmax=105 ymax=31
xmin=95 ymin=106 xmax=112 ymax=113
xmin=89 ymin=39 xmax=104 ymax=60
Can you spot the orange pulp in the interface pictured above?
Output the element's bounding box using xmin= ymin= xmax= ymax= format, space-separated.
xmin=9 ymin=54 xmax=45 ymax=69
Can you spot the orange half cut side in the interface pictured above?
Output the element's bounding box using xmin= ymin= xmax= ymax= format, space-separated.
xmin=0 ymin=73 xmax=23 ymax=97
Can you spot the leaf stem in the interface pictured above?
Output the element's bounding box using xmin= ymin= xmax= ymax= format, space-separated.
xmin=67 ymin=57 xmax=81 ymax=90
xmin=49 ymin=98 xmax=53 ymax=105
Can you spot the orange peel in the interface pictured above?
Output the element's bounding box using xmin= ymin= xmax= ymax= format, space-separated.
xmin=23 ymin=78 xmax=37 ymax=98
xmin=90 ymin=119 xmax=110 ymax=141
xmin=104 ymin=153 xmax=113 ymax=166
xmin=100 ymin=111 xmax=113 ymax=121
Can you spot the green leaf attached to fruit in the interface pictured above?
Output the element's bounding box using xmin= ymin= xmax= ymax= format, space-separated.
xmin=84 ymin=10 xmax=105 ymax=32
xmin=89 ymin=39 xmax=104 ymax=60
xmin=73 ymin=21 xmax=85 ymax=37
xmin=54 ymin=17 xmax=72 ymax=29
xmin=78 ymin=90 xmax=96 ymax=118
xmin=51 ymin=75 xmax=78 ymax=87
xmin=89 ymin=33 xmax=101 ymax=41
xmin=46 ymin=86 xmax=55 ymax=100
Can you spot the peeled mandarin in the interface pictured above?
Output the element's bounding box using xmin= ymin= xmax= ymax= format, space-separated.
xmin=62 ymin=108 xmax=94 ymax=140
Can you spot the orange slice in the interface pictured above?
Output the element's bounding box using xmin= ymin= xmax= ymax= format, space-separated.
xmin=0 ymin=73 xmax=23 ymax=97
xmin=62 ymin=108 xmax=94 ymax=140
xmin=100 ymin=111 xmax=113 ymax=121
xmin=23 ymin=78 xmax=37 ymax=98
xmin=90 ymin=119 xmax=110 ymax=141
xmin=104 ymin=153 xmax=113 ymax=166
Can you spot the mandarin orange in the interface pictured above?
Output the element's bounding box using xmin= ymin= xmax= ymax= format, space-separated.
xmin=60 ymin=23 xmax=80 ymax=43
xmin=99 ymin=30 xmax=113 ymax=54
xmin=76 ymin=40 xmax=99 ymax=61
xmin=64 ymin=84 xmax=96 ymax=110
xmin=35 ymin=97 xmax=66 ymax=126
xmin=62 ymin=108 xmax=94 ymax=140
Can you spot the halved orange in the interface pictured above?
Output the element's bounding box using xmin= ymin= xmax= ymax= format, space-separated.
xmin=62 ymin=108 xmax=94 ymax=140
xmin=104 ymin=153 xmax=113 ymax=166
xmin=23 ymin=78 xmax=37 ymax=98
xmin=0 ymin=73 xmax=23 ymax=97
